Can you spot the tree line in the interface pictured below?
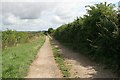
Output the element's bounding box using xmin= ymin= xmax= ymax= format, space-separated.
xmin=53 ymin=2 xmax=120 ymax=74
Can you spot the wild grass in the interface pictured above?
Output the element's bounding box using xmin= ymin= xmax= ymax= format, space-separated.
xmin=51 ymin=40 xmax=70 ymax=77
xmin=2 ymin=35 xmax=45 ymax=78
xmin=0 ymin=52 xmax=1 ymax=78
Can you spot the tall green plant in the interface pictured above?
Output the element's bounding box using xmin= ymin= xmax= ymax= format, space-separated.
xmin=54 ymin=2 xmax=120 ymax=74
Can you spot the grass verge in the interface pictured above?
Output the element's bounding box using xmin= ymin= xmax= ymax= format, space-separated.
xmin=50 ymin=39 xmax=70 ymax=78
xmin=2 ymin=35 xmax=45 ymax=78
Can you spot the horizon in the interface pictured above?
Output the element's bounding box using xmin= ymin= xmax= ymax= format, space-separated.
xmin=1 ymin=0 xmax=120 ymax=31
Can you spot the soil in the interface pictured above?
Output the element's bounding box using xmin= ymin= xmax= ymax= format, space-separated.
xmin=26 ymin=36 xmax=62 ymax=78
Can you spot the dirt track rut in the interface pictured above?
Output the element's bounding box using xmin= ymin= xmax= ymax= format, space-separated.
xmin=53 ymin=39 xmax=117 ymax=78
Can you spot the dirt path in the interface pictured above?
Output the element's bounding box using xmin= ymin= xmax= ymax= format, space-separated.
xmin=53 ymin=39 xmax=117 ymax=78
xmin=26 ymin=36 xmax=62 ymax=78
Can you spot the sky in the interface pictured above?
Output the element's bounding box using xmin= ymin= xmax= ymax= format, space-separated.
xmin=1 ymin=0 xmax=119 ymax=31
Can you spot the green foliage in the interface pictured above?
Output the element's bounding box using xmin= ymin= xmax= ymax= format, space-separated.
xmin=2 ymin=35 xmax=45 ymax=78
xmin=2 ymin=30 xmax=42 ymax=49
xmin=48 ymin=28 xmax=54 ymax=35
xmin=54 ymin=2 xmax=120 ymax=74
xmin=51 ymin=41 xmax=70 ymax=77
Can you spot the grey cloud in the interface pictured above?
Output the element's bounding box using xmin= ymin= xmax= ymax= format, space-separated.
xmin=2 ymin=2 xmax=57 ymax=19
xmin=2 ymin=19 xmax=13 ymax=25
xmin=1 ymin=1 xmax=90 ymax=31
xmin=55 ymin=10 xmax=72 ymax=20
xmin=2 ymin=14 xmax=14 ymax=25
xmin=51 ymin=15 xmax=66 ymax=24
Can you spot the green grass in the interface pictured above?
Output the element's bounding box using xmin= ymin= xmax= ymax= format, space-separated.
xmin=51 ymin=40 xmax=70 ymax=78
xmin=0 ymin=32 xmax=2 ymax=78
xmin=2 ymin=35 xmax=45 ymax=78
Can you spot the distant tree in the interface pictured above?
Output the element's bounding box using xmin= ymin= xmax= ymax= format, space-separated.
xmin=48 ymin=28 xmax=54 ymax=34
xmin=43 ymin=31 xmax=47 ymax=35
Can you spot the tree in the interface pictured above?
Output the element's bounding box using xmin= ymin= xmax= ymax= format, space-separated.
xmin=48 ymin=28 xmax=54 ymax=35
xmin=53 ymin=2 xmax=120 ymax=73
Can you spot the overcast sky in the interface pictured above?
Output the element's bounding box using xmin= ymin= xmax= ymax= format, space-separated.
xmin=1 ymin=0 xmax=119 ymax=31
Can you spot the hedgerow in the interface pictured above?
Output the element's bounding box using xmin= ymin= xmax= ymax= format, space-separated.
xmin=54 ymin=2 xmax=120 ymax=74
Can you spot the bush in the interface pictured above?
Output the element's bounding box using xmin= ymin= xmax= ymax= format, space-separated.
xmin=2 ymin=30 xmax=43 ymax=49
xmin=54 ymin=2 xmax=120 ymax=74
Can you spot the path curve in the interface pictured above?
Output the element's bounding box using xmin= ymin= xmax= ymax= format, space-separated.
xmin=26 ymin=36 xmax=62 ymax=78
